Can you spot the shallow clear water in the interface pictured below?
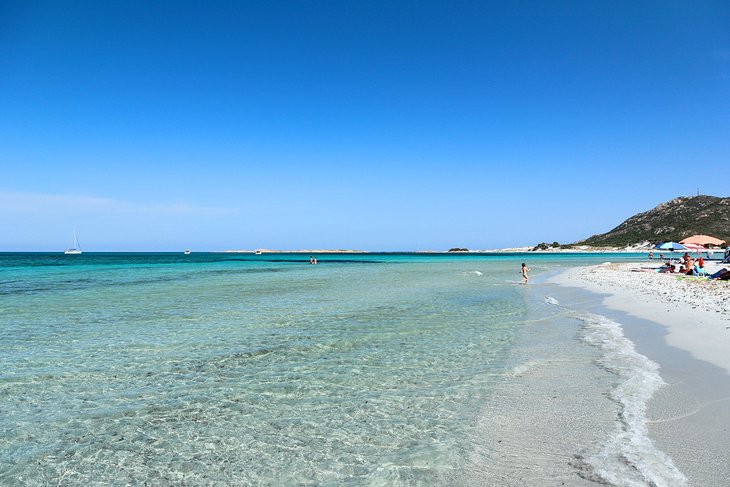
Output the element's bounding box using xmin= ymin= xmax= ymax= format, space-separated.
xmin=0 ymin=252 xmax=648 ymax=485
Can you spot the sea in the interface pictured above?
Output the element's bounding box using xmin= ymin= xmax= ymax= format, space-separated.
xmin=0 ymin=252 xmax=687 ymax=486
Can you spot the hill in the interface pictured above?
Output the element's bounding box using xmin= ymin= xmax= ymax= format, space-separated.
xmin=578 ymin=195 xmax=730 ymax=247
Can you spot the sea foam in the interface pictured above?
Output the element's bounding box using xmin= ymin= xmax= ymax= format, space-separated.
xmin=573 ymin=312 xmax=687 ymax=487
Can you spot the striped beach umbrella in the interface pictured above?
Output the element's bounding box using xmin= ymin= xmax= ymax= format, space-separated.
xmin=656 ymin=242 xmax=687 ymax=251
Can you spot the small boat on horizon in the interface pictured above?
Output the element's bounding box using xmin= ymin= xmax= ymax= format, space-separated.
xmin=64 ymin=231 xmax=82 ymax=255
xmin=184 ymin=249 xmax=191 ymax=255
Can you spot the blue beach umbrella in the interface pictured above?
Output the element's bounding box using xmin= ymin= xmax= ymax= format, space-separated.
xmin=656 ymin=242 xmax=688 ymax=251
xmin=655 ymin=242 xmax=688 ymax=260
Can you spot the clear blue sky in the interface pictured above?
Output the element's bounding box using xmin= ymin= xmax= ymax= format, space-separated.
xmin=2 ymin=1 xmax=729 ymax=251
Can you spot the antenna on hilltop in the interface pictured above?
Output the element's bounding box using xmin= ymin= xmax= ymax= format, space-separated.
xmin=697 ymin=188 xmax=700 ymax=196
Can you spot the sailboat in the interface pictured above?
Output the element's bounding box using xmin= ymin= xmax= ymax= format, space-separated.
xmin=64 ymin=231 xmax=82 ymax=254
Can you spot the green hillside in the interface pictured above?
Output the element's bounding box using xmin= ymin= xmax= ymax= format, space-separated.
xmin=578 ymin=195 xmax=730 ymax=247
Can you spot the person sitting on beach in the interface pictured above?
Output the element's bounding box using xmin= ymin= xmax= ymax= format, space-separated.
xmin=658 ymin=262 xmax=675 ymax=273
xmin=682 ymin=253 xmax=691 ymax=270
xmin=678 ymin=265 xmax=686 ymax=274
xmin=693 ymin=261 xmax=707 ymax=277
xmin=709 ymin=268 xmax=730 ymax=280
xmin=683 ymin=257 xmax=694 ymax=274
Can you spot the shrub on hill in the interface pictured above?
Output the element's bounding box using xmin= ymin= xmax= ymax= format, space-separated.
xmin=531 ymin=242 xmax=573 ymax=251
xmin=579 ymin=195 xmax=730 ymax=247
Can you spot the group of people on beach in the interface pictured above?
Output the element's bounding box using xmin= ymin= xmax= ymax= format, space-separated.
xmin=658 ymin=253 xmax=706 ymax=275
xmin=656 ymin=252 xmax=730 ymax=279
xmin=309 ymin=256 xmax=318 ymax=265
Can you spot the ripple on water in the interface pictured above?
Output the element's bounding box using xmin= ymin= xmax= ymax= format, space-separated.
xmin=1 ymin=256 xmax=533 ymax=484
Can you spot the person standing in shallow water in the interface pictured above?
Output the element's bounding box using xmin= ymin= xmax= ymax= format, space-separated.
xmin=521 ymin=263 xmax=529 ymax=284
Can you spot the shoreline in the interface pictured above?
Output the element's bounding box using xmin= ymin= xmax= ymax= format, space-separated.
xmin=219 ymin=247 xmax=726 ymax=255
xmin=547 ymin=263 xmax=730 ymax=486
xmin=549 ymin=262 xmax=730 ymax=374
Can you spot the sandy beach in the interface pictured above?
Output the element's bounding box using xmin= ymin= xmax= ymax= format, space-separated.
xmin=549 ymin=260 xmax=730 ymax=486
xmin=551 ymin=260 xmax=730 ymax=374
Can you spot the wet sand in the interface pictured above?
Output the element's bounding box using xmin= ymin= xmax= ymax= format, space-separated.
xmin=549 ymin=263 xmax=730 ymax=486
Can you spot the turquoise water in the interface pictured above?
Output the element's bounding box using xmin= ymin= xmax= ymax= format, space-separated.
xmin=0 ymin=252 xmax=645 ymax=485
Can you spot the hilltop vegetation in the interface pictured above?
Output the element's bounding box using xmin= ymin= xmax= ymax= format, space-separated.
xmin=577 ymin=195 xmax=730 ymax=247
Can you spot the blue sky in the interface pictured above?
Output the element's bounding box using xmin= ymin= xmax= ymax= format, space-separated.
xmin=2 ymin=1 xmax=729 ymax=251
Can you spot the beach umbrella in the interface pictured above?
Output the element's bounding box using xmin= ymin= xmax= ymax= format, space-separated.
xmin=656 ymin=242 xmax=687 ymax=251
xmin=655 ymin=241 xmax=688 ymax=260
xmin=682 ymin=242 xmax=706 ymax=257
xmin=683 ymin=243 xmax=704 ymax=251
xmin=679 ymin=234 xmax=726 ymax=246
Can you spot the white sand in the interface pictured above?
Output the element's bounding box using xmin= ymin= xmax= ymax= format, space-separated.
xmin=548 ymin=261 xmax=730 ymax=486
xmin=549 ymin=261 xmax=730 ymax=375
